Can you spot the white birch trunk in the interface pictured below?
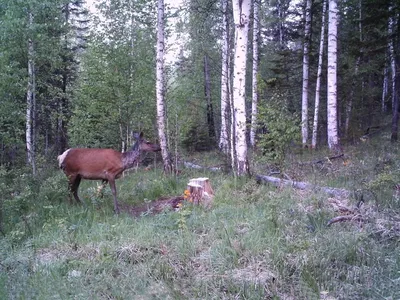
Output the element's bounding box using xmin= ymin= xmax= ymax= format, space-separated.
xmin=301 ymin=0 xmax=312 ymax=147
xmin=311 ymin=0 xmax=327 ymax=149
xmin=232 ymin=0 xmax=251 ymax=175
xmin=219 ymin=0 xmax=230 ymax=154
xmin=250 ymin=0 xmax=260 ymax=147
xmin=156 ymin=0 xmax=172 ymax=173
xmin=327 ymin=0 xmax=339 ymax=150
xmin=26 ymin=11 xmax=36 ymax=175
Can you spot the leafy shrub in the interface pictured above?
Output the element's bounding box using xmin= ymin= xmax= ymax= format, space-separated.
xmin=256 ymin=94 xmax=300 ymax=169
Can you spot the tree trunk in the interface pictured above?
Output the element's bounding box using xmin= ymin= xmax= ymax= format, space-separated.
xmin=345 ymin=57 xmax=360 ymax=137
xmin=187 ymin=177 xmax=214 ymax=208
xmin=382 ymin=61 xmax=389 ymax=113
xmin=301 ymin=0 xmax=312 ymax=147
xmin=204 ymin=54 xmax=215 ymax=139
xmin=219 ymin=0 xmax=230 ymax=154
xmin=255 ymin=174 xmax=350 ymax=198
xmin=389 ymin=8 xmax=396 ymax=112
xmin=327 ymin=0 xmax=340 ymax=151
xmin=250 ymin=0 xmax=260 ymax=147
xmin=277 ymin=0 xmax=284 ymax=47
xmin=232 ymin=0 xmax=251 ymax=176
xmin=156 ymin=0 xmax=172 ymax=173
xmin=392 ymin=81 xmax=399 ymax=142
xmin=391 ymin=11 xmax=400 ymax=142
xmin=344 ymin=0 xmax=362 ymax=138
xmin=311 ymin=0 xmax=327 ymax=149
xmin=26 ymin=11 xmax=36 ymax=175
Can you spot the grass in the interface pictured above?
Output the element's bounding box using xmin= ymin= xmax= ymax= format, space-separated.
xmin=1 ymin=138 xmax=400 ymax=299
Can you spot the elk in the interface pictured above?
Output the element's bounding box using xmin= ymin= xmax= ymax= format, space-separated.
xmin=57 ymin=132 xmax=161 ymax=214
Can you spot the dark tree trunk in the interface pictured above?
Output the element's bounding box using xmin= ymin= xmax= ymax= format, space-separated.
xmin=204 ymin=54 xmax=215 ymax=139
xmin=391 ymin=14 xmax=400 ymax=142
xmin=391 ymin=54 xmax=400 ymax=141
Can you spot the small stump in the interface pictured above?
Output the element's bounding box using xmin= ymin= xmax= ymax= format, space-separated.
xmin=187 ymin=177 xmax=214 ymax=208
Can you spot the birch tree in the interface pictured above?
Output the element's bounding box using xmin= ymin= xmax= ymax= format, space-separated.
xmin=327 ymin=0 xmax=339 ymax=151
xmin=156 ymin=0 xmax=172 ymax=172
xmin=250 ymin=0 xmax=260 ymax=147
xmin=311 ymin=0 xmax=327 ymax=149
xmin=301 ymin=0 xmax=312 ymax=147
xmin=232 ymin=0 xmax=251 ymax=176
xmin=26 ymin=10 xmax=36 ymax=175
xmin=219 ymin=0 xmax=230 ymax=154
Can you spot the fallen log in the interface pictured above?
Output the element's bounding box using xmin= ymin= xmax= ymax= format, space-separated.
xmin=183 ymin=161 xmax=222 ymax=172
xmin=255 ymin=174 xmax=350 ymax=198
xmin=182 ymin=160 xmax=350 ymax=198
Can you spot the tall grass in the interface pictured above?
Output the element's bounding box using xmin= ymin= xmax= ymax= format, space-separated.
xmin=1 ymin=138 xmax=400 ymax=299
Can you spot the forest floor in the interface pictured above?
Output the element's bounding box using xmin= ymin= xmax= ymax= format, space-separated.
xmin=1 ymin=133 xmax=400 ymax=299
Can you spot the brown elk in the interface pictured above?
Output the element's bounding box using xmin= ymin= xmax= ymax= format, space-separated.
xmin=57 ymin=132 xmax=161 ymax=213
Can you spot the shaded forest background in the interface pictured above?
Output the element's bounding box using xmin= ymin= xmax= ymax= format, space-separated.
xmin=0 ymin=0 xmax=399 ymax=169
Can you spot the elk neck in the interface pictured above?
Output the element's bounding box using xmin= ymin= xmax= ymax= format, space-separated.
xmin=121 ymin=141 xmax=141 ymax=169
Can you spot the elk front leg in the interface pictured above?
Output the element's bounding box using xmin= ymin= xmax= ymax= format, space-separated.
xmin=108 ymin=178 xmax=120 ymax=214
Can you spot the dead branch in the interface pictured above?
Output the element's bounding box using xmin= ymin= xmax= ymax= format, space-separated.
xmin=327 ymin=214 xmax=363 ymax=226
xmin=300 ymin=153 xmax=345 ymax=165
xmin=328 ymin=198 xmax=355 ymax=214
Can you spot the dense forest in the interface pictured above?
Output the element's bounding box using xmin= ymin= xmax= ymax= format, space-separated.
xmin=1 ymin=0 xmax=400 ymax=298
xmin=1 ymin=0 xmax=399 ymax=173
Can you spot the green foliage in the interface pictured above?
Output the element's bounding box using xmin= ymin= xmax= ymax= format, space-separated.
xmin=256 ymin=93 xmax=301 ymax=168
xmin=69 ymin=0 xmax=157 ymax=149
xmin=181 ymin=123 xmax=214 ymax=152
xmin=0 ymin=0 xmax=88 ymax=164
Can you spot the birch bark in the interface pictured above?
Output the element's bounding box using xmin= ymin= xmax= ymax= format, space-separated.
xmin=219 ymin=0 xmax=230 ymax=154
xmin=327 ymin=0 xmax=340 ymax=150
xmin=156 ymin=0 xmax=172 ymax=172
xmin=311 ymin=0 xmax=327 ymax=149
xmin=232 ymin=0 xmax=251 ymax=175
xmin=301 ymin=0 xmax=312 ymax=147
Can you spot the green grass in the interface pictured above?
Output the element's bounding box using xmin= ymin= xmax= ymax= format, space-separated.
xmin=1 ymin=139 xmax=400 ymax=299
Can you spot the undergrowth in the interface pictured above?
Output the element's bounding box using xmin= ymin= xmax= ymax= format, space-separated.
xmin=1 ymin=137 xmax=400 ymax=299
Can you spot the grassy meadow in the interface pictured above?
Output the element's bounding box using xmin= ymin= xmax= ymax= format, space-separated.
xmin=1 ymin=137 xmax=400 ymax=299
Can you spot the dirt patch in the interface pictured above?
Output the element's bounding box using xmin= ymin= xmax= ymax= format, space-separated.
xmin=120 ymin=196 xmax=185 ymax=217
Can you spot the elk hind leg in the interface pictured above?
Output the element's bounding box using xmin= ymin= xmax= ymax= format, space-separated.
xmin=68 ymin=175 xmax=82 ymax=204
